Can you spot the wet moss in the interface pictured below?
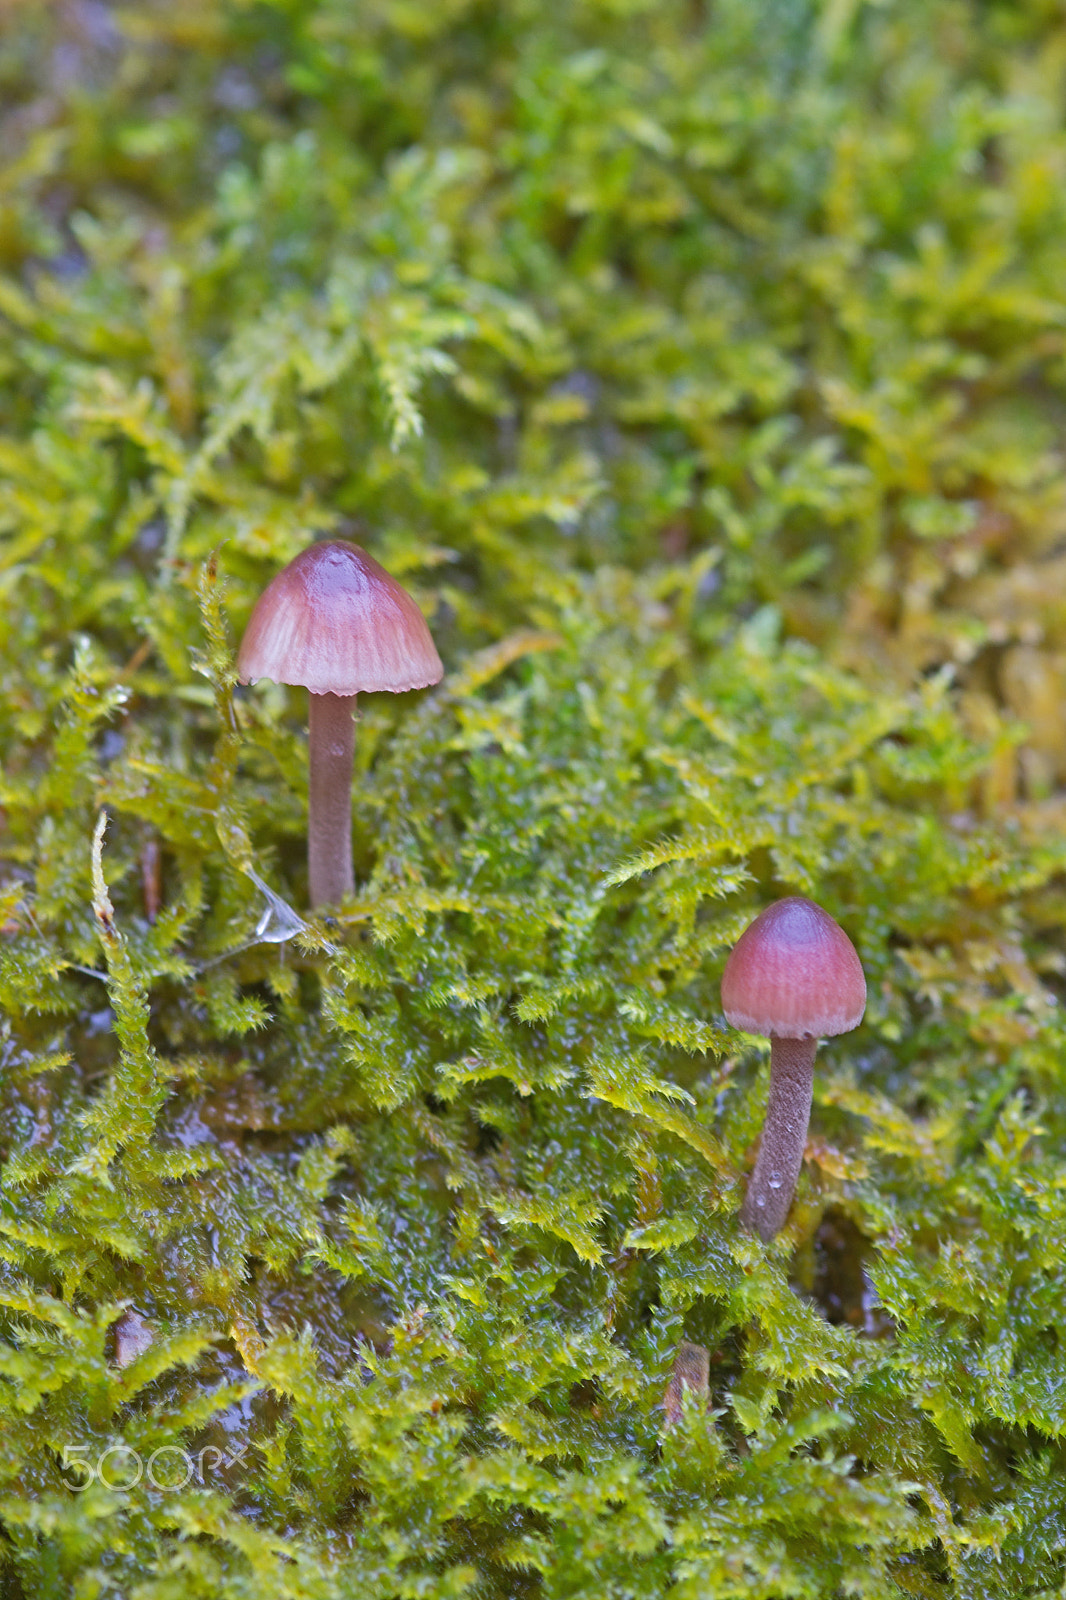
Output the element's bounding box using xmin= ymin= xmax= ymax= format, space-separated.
xmin=3 ymin=2 xmax=1066 ymax=1595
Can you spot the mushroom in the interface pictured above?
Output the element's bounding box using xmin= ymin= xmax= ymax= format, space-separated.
xmin=237 ymin=539 xmax=443 ymax=908
xmin=721 ymin=895 xmax=866 ymax=1240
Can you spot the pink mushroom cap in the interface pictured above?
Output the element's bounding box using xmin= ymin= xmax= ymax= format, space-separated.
xmin=721 ymin=895 xmax=866 ymax=1039
xmin=237 ymin=539 xmax=443 ymax=696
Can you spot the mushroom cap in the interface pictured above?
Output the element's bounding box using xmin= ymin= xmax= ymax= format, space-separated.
xmin=237 ymin=540 xmax=443 ymax=696
xmin=721 ymin=895 xmax=866 ymax=1039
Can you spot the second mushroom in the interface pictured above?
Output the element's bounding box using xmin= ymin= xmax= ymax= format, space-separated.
xmin=721 ymin=896 xmax=866 ymax=1240
xmin=237 ymin=540 xmax=443 ymax=909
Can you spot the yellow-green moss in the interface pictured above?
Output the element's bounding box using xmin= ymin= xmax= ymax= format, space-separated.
xmin=3 ymin=2 xmax=1066 ymax=1595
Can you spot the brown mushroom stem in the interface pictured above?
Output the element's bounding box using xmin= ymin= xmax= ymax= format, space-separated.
xmin=308 ymin=691 xmax=355 ymax=908
xmin=739 ymin=1034 xmax=818 ymax=1241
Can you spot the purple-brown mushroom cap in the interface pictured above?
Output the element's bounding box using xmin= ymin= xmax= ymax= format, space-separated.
xmin=237 ymin=539 xmax=443 ymax=696
xmin=721 ymin=896 xmax=866 ymax=1039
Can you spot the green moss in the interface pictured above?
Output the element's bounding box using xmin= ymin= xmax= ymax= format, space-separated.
xmin=3 ymin=1 xmax=1066 ymax=1594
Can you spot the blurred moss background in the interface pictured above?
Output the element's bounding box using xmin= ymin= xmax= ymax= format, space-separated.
xmin=4 ymin=1 xmax=1066 ymax=1594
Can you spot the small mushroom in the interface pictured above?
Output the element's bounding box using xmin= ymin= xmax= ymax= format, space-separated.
xmin=721 ymin=895 xmax=866 ymax=1241
xmin=237 ymin=540 xmax=442 ymax=908
xmin=662 ymin=1340 xmax=710 ymax=1428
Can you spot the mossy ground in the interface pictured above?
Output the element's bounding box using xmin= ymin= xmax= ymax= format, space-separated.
xmin=3 ymin=2 xmax=1066 ymax=1595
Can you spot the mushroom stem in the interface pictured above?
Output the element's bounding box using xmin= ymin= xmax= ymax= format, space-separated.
xmin=308 ymin=691 xmax=355 ymax=908
xmin=739 ymin=1034 xmax=818 ymax=1241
